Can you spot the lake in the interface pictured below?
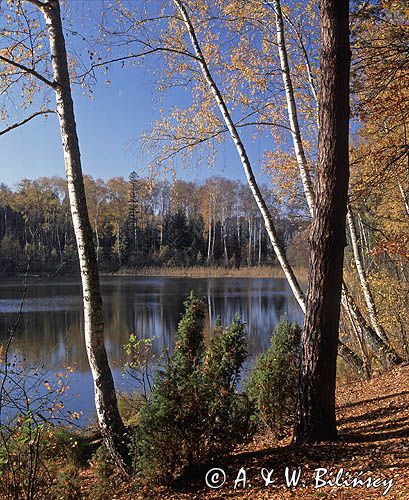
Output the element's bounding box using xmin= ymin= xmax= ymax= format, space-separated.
xmin=0 ymin=276 xmax=302 ymax=422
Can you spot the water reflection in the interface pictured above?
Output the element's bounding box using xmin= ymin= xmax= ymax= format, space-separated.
xmin=0 ymin=276 xmax=302 ymax=417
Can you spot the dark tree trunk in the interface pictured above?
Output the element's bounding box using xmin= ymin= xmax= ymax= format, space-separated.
xmin=294 ymin=0 xmax=351 ymax=443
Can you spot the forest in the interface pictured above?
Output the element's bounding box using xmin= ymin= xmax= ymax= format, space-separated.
xmin=0 ymin=0 xmax=408 ymax=499
xmin=0 ymin=175 xmax=303 ymax=273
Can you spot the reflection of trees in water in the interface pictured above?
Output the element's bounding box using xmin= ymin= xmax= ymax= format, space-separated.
xmin=0 ymin=277 xmax=302 ymax=373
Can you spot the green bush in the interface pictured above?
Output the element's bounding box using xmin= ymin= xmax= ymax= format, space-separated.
xmin=130 ymin=292 xmax=254 ymax=484
xmin=245 ymin=319 xmax=301 ymax=435
xmin=51 ymin=428 xmax=97 ymax=467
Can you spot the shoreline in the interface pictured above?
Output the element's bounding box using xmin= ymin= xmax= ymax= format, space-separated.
xmin=106 ymin=265 xmax=308 ymax=280
xmin=3 ymin=265 xmax=308 ymax=281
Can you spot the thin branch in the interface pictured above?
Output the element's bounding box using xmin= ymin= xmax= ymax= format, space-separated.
xmin=0 ymin=263 xmax=29 ymax=424
xmin=0 ymin=109 xmax=55 ymax=136
xmin=0 ymin=54 xmax=56 ymax=88
xmin=77 ymin=47 xmax=199 ymax=82
xmin=26 ymin=0 xmax=46 ymax=9
xmin=151 ymin=119 xmax=293 ymax=164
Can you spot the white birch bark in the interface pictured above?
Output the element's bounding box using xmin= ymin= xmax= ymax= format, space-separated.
xmin=207 ymin=218 xmax=212 ymax=262
xmin=95 ymin=201 xmax=101 ymax=262
xmin=37 ymin=0 xmax=130 ymax=472
xmin=273 ymin=0 xmax=315 ymax=217
xmin=173 ymin=0 xmax=306 ymax=312
xmin=258 ymin=220 xmax=262 ymax=265
xmin=346 ymin=207 xmax=389 ymax=343
xmin=341 ymin=286 xmax=401 ymax=365
xmin=398 ymin=182 xmax=409 ymax=218
xmin=272 ymin=0 xmax=400 ymax=363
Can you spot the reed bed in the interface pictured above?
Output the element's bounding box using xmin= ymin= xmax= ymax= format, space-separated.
xmin=110 ymin=265 xmax=308 ymax=280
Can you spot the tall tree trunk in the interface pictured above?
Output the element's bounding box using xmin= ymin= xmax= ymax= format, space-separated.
xmin=258 ymin=220 xmax=262 ymax=265
xmin=173 ymin=0 xmax=306 ymax=312
xmin=248 ymin=217 xmax=252 ymax=265
xmin=222 ymin=220 xmax=228 ymax=265
xmin=95 ymin=201 xmax=101 ymax=262
xmin=343 ymin=302 xmax=371 ymax=378
xmin=341 ymin=287 xmax=402 ymax=365
xmin=273 ymin=0 xmax=400 ymax=365
xmin=337 ymin=339 xmax=366 ymax=376
xmin=40 ymin=0 xmax=129 ymax=472
xmin=117 ymin=223 xmax=121 ymax=266
xmin=273 ymin=0 xmax=315 ymax=216
xmin=172 ymin=0 xmax=363 ymax=373
xmin=294 ymin=0 xmax=351 ymax=443
xmin=207 ymin=218 xmax=212 ymax=263
xmin=211 ymin=219 xmax=216 ymax=261
xmin=398 ymin=182 xmax=409 ymax=219
xmin=346 ymin=207 xmax=389 ymax=343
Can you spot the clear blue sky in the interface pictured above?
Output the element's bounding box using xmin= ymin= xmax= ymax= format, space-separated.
xmin=0 ymin=63 xmax=261 ymax=187
xmin=0 ymin=0 xmax=271 ymax=189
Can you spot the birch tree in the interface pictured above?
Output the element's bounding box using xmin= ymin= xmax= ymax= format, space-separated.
xmin=98 ymin=0 xmax=368 ymax=370
xmin=166 ymin=0 xmax=369 ymax=372
xmin=166 ymin=0 xmax=395 ymax=368
xmin=171 ymin=0 xmax=306 ymax=310
xmin=270 ymin=0 xmax=401 ymax=365
xmin=0 ymin=0 xmax=130 ymax=472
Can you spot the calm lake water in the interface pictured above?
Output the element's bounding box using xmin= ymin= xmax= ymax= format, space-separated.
xmin=0 ymin=276 xmax=302 ymax=421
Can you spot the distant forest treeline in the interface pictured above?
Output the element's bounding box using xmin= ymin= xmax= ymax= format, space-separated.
xmin=0 ymin=173 xmax=308 ymax=274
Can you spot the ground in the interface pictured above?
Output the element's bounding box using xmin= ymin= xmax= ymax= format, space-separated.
xmin=82 ymin=364 xmax=409 ymax=500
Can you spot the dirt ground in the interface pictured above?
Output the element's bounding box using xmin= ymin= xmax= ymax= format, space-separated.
xmin=83 ymin=364 xmax=409 ymax=500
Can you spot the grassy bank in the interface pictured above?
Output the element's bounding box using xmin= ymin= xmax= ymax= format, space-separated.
xmin=110 ymin=265 xmax=308 ymax=280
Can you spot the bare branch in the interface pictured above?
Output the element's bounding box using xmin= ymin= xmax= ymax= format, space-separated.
xmin=26 ymin=0 xmax=46 ymax=9
xmin=76 ymin=47 xmax=199 ymax=82
xmin=0 ymin=54 xmax=56 ymax=88
xmin=0 ymin=109 xmax=56 ymax=136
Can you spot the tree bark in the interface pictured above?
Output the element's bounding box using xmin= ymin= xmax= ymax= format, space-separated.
xmin=40 ymin=0 xmax=130 ymax=472
xmin=294 ymin=0 xmax=351 ymax=443
xmin=273 ymin=0 xmax=315 ymax=216
xmin=341 ymin=286 xmax=402 ymax=366
xmin=273 ymin=0 xmax=400 ymax=366
xmin=337 ymin=340 xmax=366 ymax=376
xmin=398 ymin=182 xmax=409 ymax=219
xmin=173 ymin=0 xmax=306 ymax=312
xmin=346 ymin=206 xmax=389 ymax=343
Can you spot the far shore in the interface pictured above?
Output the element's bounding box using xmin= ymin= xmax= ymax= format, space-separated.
xmin=106 ymin=265 xmax=308 ymax=280
xmin=4 ymin=265 xmax=308 ymax=281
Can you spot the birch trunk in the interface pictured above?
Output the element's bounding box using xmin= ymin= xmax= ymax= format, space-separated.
xmin=273 ymin=0 xmax=315 ymax=216
xmin=95 ymin=201 xmax=101 ymax=262
xmin=117 ymin=223 xmax=121 ymax=266
xmin=40 ymin=0 xmax=129 ymax=472
xmin=343 ymin=301 xmax=371 ymax=378
xmin=341 ymin=287 xmax=402 ymax=365
xmin=398 ymin=182 xmax=409 ymax=219
xmin=173 ymin=0 xmax=306 ymax=312
xmin=273 ymin=0 xmax=400 ymax=365
xmin=207 ymin=219 xmax=212 ymax=263
xmin=346 ymin=207 xmax=389 ymax=343
xmin=211 ymin=220 xmax=216 ymax=261
xmin=337 ymin=340 xmax=366 ymax=375
xmin=222 ymin=220 xmax=228 ymax=265
xmin=258 ymin=221 xmax=262 ymax=265
xmin=247 ymin=217 xmax=252 ymax=266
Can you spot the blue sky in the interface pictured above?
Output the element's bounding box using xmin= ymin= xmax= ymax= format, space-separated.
xmin=0 ymin=1 xmax=272 ymax=189
xmin=0 ymin=62 xmax=255 ymax=187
